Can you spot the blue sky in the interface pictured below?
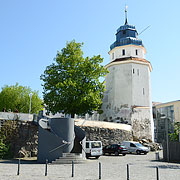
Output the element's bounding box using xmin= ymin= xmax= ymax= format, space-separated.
xmin=0 ymin=0 xmax=179 ymax=103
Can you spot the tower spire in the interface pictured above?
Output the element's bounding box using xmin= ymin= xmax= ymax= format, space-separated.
xmin=125 ymin=5 xmax=128 ymax=25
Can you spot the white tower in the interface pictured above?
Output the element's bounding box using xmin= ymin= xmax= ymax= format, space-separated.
xmin=101 ymin=9 xmax=154 ymax=141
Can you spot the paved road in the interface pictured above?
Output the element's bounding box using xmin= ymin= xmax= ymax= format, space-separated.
xmin=0 ymin=151 xmax=180 ymax=180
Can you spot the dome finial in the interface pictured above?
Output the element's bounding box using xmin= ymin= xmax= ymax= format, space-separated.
xmin=125 ymin=5 xmax=128 ymax=25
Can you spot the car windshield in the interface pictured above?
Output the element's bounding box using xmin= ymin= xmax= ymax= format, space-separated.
xmin=91 ymin=142 xmax=101 ymax=148
xmin=135 ymin=143 xmax=144 ymax=147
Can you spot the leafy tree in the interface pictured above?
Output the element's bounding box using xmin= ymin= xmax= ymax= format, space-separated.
xmin=0 ymin=138 xmax=10 ymax=159
xmin=41 ymin=40 xmax=108 ymax=117
xmin=0 ymin=120 xmax=18 ymax=159
xmin=0 ymin=83 xmax=43 ymax=114
xmin=169 ymin=122 xmax=180 ymax=142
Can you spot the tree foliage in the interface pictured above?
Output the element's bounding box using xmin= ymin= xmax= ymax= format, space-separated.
xmin=41 ymin=40 xmax=108 ymax=116
xmin=0 ymin=83 xmax=43 ymax=114
xmin=169 ymin=122 xmax=180 ymax=142
xmin=0 ymin=120 xmax=19 ymax=159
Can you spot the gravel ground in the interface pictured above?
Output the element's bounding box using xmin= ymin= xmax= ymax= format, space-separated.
xmin=0 ymin=151 xmax=180 ymax=180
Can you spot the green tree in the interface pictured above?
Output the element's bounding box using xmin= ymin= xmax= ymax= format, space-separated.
xmin=0 ymin=120 xmax=18 ymax=159
xmin=169 ymin=122 xmax=180 ymax=142
xmin=41 ymin=40 xmax=108 ymax=117
xmin=0 ymin=83 xmax=43 ymax=114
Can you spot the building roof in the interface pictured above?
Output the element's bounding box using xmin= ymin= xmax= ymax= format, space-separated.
xmin=105 ymin=57 xmax=152 ymax=72
xmin=152 ymin=102 xmax=162 ymax=106
xmin=110 ymin=23 xmax=143 ymax=50
xmin=154 ymin=100 xmax=180 ymax=108
xmin=111 ymin=57 xmax=150 ymax=64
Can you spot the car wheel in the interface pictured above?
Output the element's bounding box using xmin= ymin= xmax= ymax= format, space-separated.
xmin=122 ymin=154 xmax=126 ymax=156
xmin=136 ymin=150 xmax=141 ymax=155
xmin=115 ymin=151 xmax=119 ymax=156
xmin=144 ymin=152 xmax=147 ymax=155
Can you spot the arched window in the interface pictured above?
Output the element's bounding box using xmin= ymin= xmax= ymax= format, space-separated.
xmin=122 ymin=49 xmax=125 ymax=56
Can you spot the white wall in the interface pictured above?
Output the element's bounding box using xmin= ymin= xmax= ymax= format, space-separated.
xmin=0 ymin=112 xmax=33 ymax=121
xmin=101 ymin=60 xmax=152 ymax=124
xmin=131 ymin=63 xmax=151 ymax=107
xmin=109 ymin=45 xmax=146 ymax=61
xmin=131 ymin=107 xmax=154 ymax=140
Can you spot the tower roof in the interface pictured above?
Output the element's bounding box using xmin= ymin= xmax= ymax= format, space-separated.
xmin=110 ymin=9 xmax=143 ymax=50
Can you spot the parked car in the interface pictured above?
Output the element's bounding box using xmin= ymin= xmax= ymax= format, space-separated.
xmin=122 ymin=141 xmax=150 ymax=155
xmin=103 ymin=144 xmax=128 ymax=156
xmin=86 ymin=141 xmax=103 ymax=159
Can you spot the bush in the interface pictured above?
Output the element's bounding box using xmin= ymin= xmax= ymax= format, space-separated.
xmin=0 ymin=120 xmax=17 ymax=159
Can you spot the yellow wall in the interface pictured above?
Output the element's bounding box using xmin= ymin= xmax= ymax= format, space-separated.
xmin=155 ymin=101 xmax=180 ymax=122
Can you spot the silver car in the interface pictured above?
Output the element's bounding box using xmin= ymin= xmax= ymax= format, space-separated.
xmin=122 ymin=141 xmax=150 ymax=155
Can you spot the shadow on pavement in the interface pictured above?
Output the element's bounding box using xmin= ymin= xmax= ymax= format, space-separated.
xmin=148 ymin=164 xmax=180 ymax=169
xmin=0 ymin=159 xmax=38 ymax=164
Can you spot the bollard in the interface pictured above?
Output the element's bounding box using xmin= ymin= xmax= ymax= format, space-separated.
xmin=127 ymin=164 xmax=130 ymax=180
xmin=17 ymin=158 xmax=20 ymax=175
xmin=156 ymin=166 xmax=159 ymax=180
xmin=72 ymin=160 xmax=74 ymax=177
xmin=155 ymin=152 xmax=160 ymax=160
xmin=45 ymin=159 xmax=48 ymax=176
xmin=99 ymin=162 xmax=101 ymax=179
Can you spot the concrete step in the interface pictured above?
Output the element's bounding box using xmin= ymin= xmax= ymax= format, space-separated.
xmin=56 ymin=157 xmax=83 ymax=160
xmin=52 ymin=159 xmax=85 ymax=164
xmin=51 ymin=153 xmax=86 ymax=164
xmin=62 ymin=153 xmax=82 ymax=158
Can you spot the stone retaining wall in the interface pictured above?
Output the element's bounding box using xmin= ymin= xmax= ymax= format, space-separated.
xmin=80 ymin=126 xmax=133 ymax=146
xmin=75 ymin=119 xmax=133 ymax=146
xmin=6 ymin=119 xmax=133 ymax=158
xmin=1 ymin=120 xmax=38 ymax=158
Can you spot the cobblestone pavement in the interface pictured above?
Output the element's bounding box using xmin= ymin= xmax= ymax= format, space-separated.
xmin=0 ymin=151 xmax=180 ymax=180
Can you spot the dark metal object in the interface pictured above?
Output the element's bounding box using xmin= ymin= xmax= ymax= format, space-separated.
xmin=156 ymin=166 xmax=159 ymax=180
xmin=17 ymin=153 xmax=21 ymax=175
xmin=127 ymin=164 xmax=129 ymax=180
xmin=17 ymin=158 xmax=20 ymax=175
xmin=99 ymin=162 xmax=101 ymax=179
xmin=45 ymin=159 xmax=48 ymax=176
xmin=72 ymin=160 xmax=74 ymax=177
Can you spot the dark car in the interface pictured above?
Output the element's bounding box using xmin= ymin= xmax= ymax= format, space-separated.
xmin=103 ymin=144 xmax=128 ymax=156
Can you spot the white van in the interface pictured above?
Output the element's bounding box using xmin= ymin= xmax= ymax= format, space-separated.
xmin=85 ymin=141 xmax=103 ymax=159
xmin=122 ymin=141 xmax=149 ymax=155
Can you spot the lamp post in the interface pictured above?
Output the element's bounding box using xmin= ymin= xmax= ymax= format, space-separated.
xmin=29 ymin=93 xmax=33 ymax=114
xmin=165 ymin=117 xmax=169 ymax=162
xmin=161 ymin=116 xmax=169 ymax=162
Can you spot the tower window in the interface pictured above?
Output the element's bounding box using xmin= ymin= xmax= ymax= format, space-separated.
xmin=143 ymin=88 xmax=145 ymax=95
xmin=122 ymin=49 xmax=125 ymax=56
xmin=112 ymin=53 xmax=114 ymax=60
xmin=137 ymin=69 xmax=139 ymax=76
xmin=136 ymin=49 xmax=138 ymax=55
xmin=133 ymin=68 xmax=135 ymax=74
xmin=123 ymin=30 xmax=126 ymax=34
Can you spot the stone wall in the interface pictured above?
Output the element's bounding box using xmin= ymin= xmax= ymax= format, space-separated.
xmin=5 ymin=119 xmax=133 ymax=158
xmin=1 ymin=120 xmax=38 ymax=158
xmin=75 ymin=119 xmax=133 ymax=146
xmin=80 ymin=126 xmax=133 ymax=146
xmin=16 ymin=122 xmax=38 ymax=157
xmin=131 ymin=107 xmax=154 ymax=141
